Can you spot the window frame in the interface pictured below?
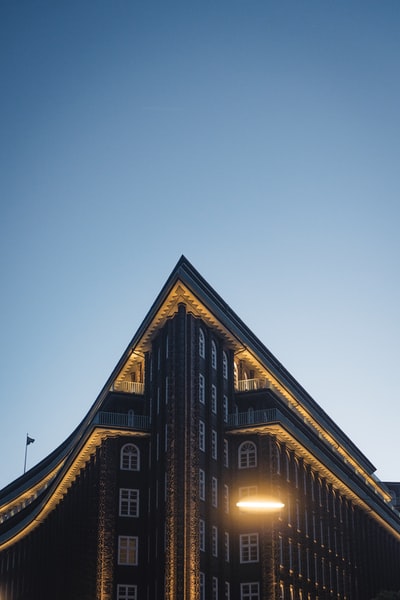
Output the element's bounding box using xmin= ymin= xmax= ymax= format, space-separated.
xmin=120 ymin=444 xmax=140 ymax=471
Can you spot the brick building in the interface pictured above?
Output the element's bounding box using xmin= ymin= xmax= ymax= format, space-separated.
xmin=1 ymin=256 xmax=399 ymax=600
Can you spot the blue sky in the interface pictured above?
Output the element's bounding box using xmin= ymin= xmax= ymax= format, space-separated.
xmin=1 ymin=0 xmax=399 ymax=489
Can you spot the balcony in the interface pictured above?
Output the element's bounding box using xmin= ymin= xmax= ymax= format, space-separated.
xmin=235 ymin=378 xmax=271 ymax=392
xmin=93 ymin=411 xmax=150 ymax=431
xmin=227 ymin=408 xmax=279 ymax=427
xmin=110 ymin=381 xmax=145 ymax=395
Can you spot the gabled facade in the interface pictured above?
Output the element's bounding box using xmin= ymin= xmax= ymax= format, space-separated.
xmin=1 ymin=256 xmax=399 ymax=600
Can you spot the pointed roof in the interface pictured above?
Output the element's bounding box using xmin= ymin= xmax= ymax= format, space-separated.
xmin=1 ymin=256 xmax=399 ymax=549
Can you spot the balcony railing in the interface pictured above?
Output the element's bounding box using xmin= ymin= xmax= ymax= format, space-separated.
xmin=110 ymin=381 xmax=145 ymax=395
xmin=235 ymin=378 xmax=271 ymax=392
xmin=227 ymin=408 xmax=279 ymax=427
xmin=93 ymin=411 xmax=150 ymax=431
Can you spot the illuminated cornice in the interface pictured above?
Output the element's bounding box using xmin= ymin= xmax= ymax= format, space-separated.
xmin=228 ymin=421 xmax=400 ymax=540
xmin=0 ymin=427 xmax=149 ymax=551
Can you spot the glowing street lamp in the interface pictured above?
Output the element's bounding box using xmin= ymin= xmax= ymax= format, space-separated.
xmin=236 ymin=496 xmax=284 ymax=513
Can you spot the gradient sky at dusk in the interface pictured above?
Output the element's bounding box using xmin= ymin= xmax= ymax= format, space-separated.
xmin=1 ymin=0 xmax=399 ymax=489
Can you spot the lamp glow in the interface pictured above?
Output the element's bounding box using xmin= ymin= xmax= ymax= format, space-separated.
xmin=236 ymin=497 xmax=285 ymax=513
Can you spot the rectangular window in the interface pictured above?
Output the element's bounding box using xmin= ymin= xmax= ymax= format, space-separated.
xmin=200 ymin=572 xmax=205 ymax=600
xmin=118 ymin=536 xmax=138 ymax=565
xmin=240 ymin=533 xmax=259 ymax=563
xmin=200 ymin=519 xmax=205 ymax=551
xmin=212 ymin=576 xmax=218 ymax=600
xmin=239 ymin=486 xmax=258 ymax=499
xmin=212 ymin=384 xmax=217 ymax=413
xmin=199 ymin=374 xmax=205 ymax=404
xmin=119 ymin=489 xmax=139 ymax=517
xmin=224 ymin=484 xmax=229 ymax=513
xmin=212 ymin=525 xmax=218 ymax=557
xmin=223 ymin=395 xmax=228 ymax=422
xmin=240 ymin=582 xmax=259 ymax=600
xmin=117 ymin=584 xmax=137 ymax=600
xmin=212 ymin=429 xmax=217 ymax=459
xmin=224 ymin=439 xmax=229 ymax=467
xmin=199 ymin=469 xmax=205 ymax=501
xmin=224 ymin=531 xmax=230 ymax=562
xmin=212 ymin=477 xmax=218 ymax=507
xmin=225 ymin=581 xmax=230 ymax=600
xmin=199 ymin=420 xmax=205 ymax=451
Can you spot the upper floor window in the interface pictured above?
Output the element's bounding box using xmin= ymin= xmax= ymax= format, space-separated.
xmin=223 ymin=352 xmax=228 ymax=379
xmin=211 ymin=341 xmax=217 ymax=369
xmin=200 ymin=572 xmax=205 ymax=600
xmin=211 ymin=429 xmax=218 ymax=459
xmin=240 ymin=533 xmax=259 ymax=563
xmin=211 ymin=384 xmax=217 ymax=413
xmin=199 ymin=374 xmax=205 ymax=404
xmin=238 ymin=441 xmax=257 ymax=469
xmin=119 ymin=489 xmax=139 ymax=517
xmin=199 ymin=420 xmax=206 ymax=451
xmin=199 ymin=469 xmax=205 ymax=500
xmin=118 ymin=536 xmax=138 ymax=565
xmin=223 ymin=395 xmax=228 ymax=422
xmin=200 ymin=519 xmax=205 ymax=551
xmin=120 ymin=444 xmax=140 ymax=471
xmin=117 ymin=585 xmax=137 ymax=600
xmin=212 ymin=526 xmax=218 ymax=556
xmin=199 ymin=328 xmax=205 ymax=358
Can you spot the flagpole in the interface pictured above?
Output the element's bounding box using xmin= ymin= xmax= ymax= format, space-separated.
xmin=24 ymin=434 xmax=35 ymax=474
xmin=24 ymin=433 xmax=28 ymax=474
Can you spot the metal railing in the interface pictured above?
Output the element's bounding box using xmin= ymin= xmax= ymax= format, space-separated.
xmin=235 ymin=378 xmax=270 ymax=392
xmin=227 ymin=408 xmax=279 ymax=427
xmin=93 ymin=411 xmax=150 ymax=431
xmin=110 ymin=381 xmax=145 ymax=395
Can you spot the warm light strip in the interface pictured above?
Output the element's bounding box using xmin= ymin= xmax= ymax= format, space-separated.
xmin=236 ymin=500 xmax=285 ymax=511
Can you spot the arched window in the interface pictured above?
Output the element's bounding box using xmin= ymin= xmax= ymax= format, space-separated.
xmin=199 ymin=328 xmax=205 ymax=358
xmin=211 ymin=340 xmax=217 ymax=369
xmin=222 ymin=351 xmax=228 ymax=379
xmin=234 ymin=362 xmax=239 ymax=389
xmin=238 ymin=441 xmax=257 ymax=469
xmin=120 ymin=444 xmax=140 ymax=471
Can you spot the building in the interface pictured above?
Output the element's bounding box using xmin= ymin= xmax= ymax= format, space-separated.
xmin=0 ymin=256 xmax=400 ymax=600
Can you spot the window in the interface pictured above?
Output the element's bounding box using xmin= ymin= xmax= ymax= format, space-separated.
xmin=200 ymin=519 xmax=205 ymax=551
xmin=225 ymin=581 xmax=231 ymax=600
xmin=238 ymin=441 xmax=257 ymax=469
xmin=240 ymin=582 xmax=259 ymax=600
xmin=118 ymin=536 xmax=138 ymax=565
xmin=212 ymin=477 xmax=218 ymax=507
xmin=199 ymin=420 xmax=205 ymax=451
xmin=199 ymin=469 xmax=205 ymax=500
xmin=199 ymin=374 xmax=205 ymax=404
xmin=239 ymin=486 xmax=258 ymax=499
xmin=223 ymin=351 xmax=228 ymax=379
xmin=223 ymin=395 xmax=228 ymax=422
xmin=211 ymin=384 xmax=217 ymax=413
xmin=117 ymin=585 xmax=137 ymax=600
xmin=240 ymin=533 xmax=259 ymax=563
xmin=120 ymin=444 xmax=140 ymax=471
xmin=212 ymin=577 xmax=218 ymax=600
xmin=223 ymin=484 xmax=229 ymax=513
xmin=199 ymin=328 xmax=205 ymax=358
xmin=211 ymin=341 xmax=217 ymax=369
xmin=224 ymin=439 xmax=229 ymax=467
xmin=200 ymin=572 xmax=205 ymax=600
xmin=211 ymin=430 xmax=217 ymax=459
xmin=119 ymin=489 xmax=139 ymax=517
xmin=224 ymin=531 xmax=230 ymax=562
xmin=212 ymin=526 xmax=218 ymax=556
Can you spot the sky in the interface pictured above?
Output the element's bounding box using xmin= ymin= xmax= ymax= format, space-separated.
xmin=0 ymin=0 xmax=399 ymax=490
